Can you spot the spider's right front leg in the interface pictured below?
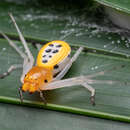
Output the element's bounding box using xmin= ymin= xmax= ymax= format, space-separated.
xmin=53 ymin=46 xmax=84 ymax=81
xmin=43 ymin=76 xmax=96 ymax=105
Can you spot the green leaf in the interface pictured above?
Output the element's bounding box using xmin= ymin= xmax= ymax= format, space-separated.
xmin=0 ymin=1 xmax=130 ymax=57
xmin=1 ymin=103 xmax=130 ymax=130
xmin=94 ymin=0 xmax=130 ymax=14
xmin=0 ymin=0 xmax=130 ymax=126
xmin=0 ymin=38 xmax=130 ymax=122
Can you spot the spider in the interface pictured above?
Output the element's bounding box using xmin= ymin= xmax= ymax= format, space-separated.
xmin=0 ymin=13 xmax=118 ymax=105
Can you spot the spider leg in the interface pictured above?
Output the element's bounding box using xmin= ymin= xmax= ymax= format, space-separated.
xmin=44 ymin=76 xmax=95 ymax=105
xmin=0 ymin=32 xmax=32 ymax=82
xmin=82 ymin=83 xmax=95 ymax=105
xmin=9 ymin=13 xmax=34 ymax=65
xmin=2 ymin=13 xmax=36 ymax=82
xmin=54 ymin=47 xmax=84 ymax=80
xmin=0 ymin=64 xmax=22 ymax=79
xmin=39 ymin=90 xmax=47 ymax=105
xmin=0 ymin=32 xmax=27 ymax=59
xmin=19 ymin=86 xmax=23 ymax=103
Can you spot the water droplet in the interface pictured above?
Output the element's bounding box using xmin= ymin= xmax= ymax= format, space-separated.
xmin=111 ymin=41 xmax=115 ymax=44
xmin=2 ymin=48 xmax=6 ymax=51
xmin=121 ymin=36 xmax=125 ymax=41
xmin=116 ymin=7 xmax=120 ymax=10
xmin=126 ymin=55 xmax=130 ymax=58
xmin=89 ymin=35 xmax=92 ymax=38
xmin=117 ymin=40 xmax=121 ymax=44
xmin=125 ymin=43 xmax=130 ymax=48
xmin=31 ymin=23 xmax=35 ymax=27
xmin=125 ymin=40 xmax=128 ymax=43
xmin=108 ymin=37 xmax=112 ymax=40
xmin=91 ymin=67 xmax=94 ymax=70
xmin=95 ymin=66 xmax=98 ymax=69
xmin=75 ymin=33 xmax=82 ymax=37
xmin=97 ymin=34 xmax=101 ymax=38
xmin=93 ymin=50 xmax=96 ymax=53
xmin=104 ymin=45 xmax=107 ymax=48
xmin=26 ymin=14 xmax=32 ymax=18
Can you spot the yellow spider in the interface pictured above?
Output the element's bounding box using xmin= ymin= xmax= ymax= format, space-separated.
xmin=0 ymin=14 xmax=116 ymax=105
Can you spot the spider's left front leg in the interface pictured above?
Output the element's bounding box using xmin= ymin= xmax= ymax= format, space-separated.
xmin=9 ymin=13 xmax=35 ymax=82
xmin=9 ymin=13 xmax=34 ymax=65
xmin=43 ymin=76 xmax=96 ymax=105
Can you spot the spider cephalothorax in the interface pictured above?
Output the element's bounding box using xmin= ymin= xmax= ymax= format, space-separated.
xmin=22 ymin=66 xmax=53 ymax=93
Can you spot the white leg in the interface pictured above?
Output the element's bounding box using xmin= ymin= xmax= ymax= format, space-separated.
xmin=43 ymin=75 xmax=124 ymax=105
xmin=43 ymin=76 xmax=95 ymax=105
xmin=0 ymin=64 xmax=22 ymax=79
xmin=82 ymin=83 xmax=95 ymax=105
xmin=2 ymin=13 xmax=36 ymax=82
xmin=9 ymin=13 xmax=34 ymax=65
xmin=0 ymin=32 xmax=31 ymax=82
xmin=54 ymin=47 xmax=84 ymax=80
xmin=0 ymin=32 xmax=27 ymax=59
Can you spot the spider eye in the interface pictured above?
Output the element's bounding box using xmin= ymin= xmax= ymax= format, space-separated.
xmin=44 ymin=79 xmax=48 ymax=83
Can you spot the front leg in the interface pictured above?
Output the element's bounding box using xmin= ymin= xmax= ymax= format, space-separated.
xmin=0 ymin=32 xmax=34 ymax=83
xmin=9 ymin=13 xmax=34 ymax=64
xmin=43 ymin=76 xmax=96 ymax=105
xmin=53 ymin=47 xmax=84 ymax=81
xmin=43 ymin=74 xmax=124 ymax=105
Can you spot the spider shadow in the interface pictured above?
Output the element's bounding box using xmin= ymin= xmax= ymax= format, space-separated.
xmin=22 ymin=90 xmax=60 ymax=104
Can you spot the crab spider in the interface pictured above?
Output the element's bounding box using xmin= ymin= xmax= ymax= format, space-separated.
xmin=0 ymin=13 xmax=120 ymax=105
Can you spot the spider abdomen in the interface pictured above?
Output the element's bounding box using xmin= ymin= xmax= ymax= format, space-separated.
xmin=36 ymin=40 xmax=71 ymax=74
